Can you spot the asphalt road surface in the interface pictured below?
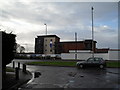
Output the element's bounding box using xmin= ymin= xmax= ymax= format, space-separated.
xmin=17 ymin=65 xmax=120 ymax=89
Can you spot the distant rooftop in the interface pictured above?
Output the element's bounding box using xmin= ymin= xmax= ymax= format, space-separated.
xmin=37 ymin=35 xmax=60 ymax=39
xmin=36 ymin=35 xmax=97 ymax=43
xmin=60 ymin=39 xmax=97 ymax=43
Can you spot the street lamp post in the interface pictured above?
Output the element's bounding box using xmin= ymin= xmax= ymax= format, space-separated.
xmin=44 ymin=23 xmax=47 ymax=35
xmin=91 ymin=7 xmax=94 ymax=58
xmin=75 ymin=32 xmax=77 ymax=60
xmin=25 ymin=44 xmax=28 ymax=53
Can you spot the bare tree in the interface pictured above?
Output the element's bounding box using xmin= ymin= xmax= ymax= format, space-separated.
xmin=20 ymin=46 xmax=25 ymax=53
xmin=16 ymin=43 xmax=25 ymax=53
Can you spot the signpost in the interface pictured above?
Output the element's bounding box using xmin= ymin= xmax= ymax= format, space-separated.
xmin=0 ymin=32 xmax=2 ymax=90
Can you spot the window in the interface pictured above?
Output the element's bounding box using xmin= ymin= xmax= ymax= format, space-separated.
xmin=87 ymin=58 xmax=94 ymax=62
xmin=50 ymin=49 xmax=52 ymax=52
xmin=50 ymin=39 xmax=52 ymax=41
xmin=45 ymin=50 xmax=47 ymax=52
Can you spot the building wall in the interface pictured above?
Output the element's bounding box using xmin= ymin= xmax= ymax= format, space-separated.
xmin=35 ymin=37 xmax=44 ymax=54
xmin=61 ymin=50 xmax=119 ymax=60
xmin=61 ymin=53 xmax=108 ymax=60
xmin=35 ymin=35 xmax=60 ymax=54
xmin=84 ymin=40 xmax=96 ymax=51
xmin=108 ymin=50 xmax=120 ymax=60
xmin=60 ymin=40 xmax=96 ymax=53
xmin=60 ymin=42 xmax=85 ymax=53
xmin=44 ymin=37 xmax=56 ymax=54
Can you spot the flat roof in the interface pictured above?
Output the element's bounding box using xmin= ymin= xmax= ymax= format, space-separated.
xmin=60 ymin=41 xmax=83 ymax=43
xmin=60 ymin=40 xmax=97 ymax=43
xmin=37 ymin=35 xmax=60 ymax=39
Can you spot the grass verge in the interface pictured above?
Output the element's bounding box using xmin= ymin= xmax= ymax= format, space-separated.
xmin=106 ymin=61 xmax=120 ymax=68
xmin=26 ymin=61 xmax=76 ymax=67
xmin=6 ymin=67 xmax=15 ymax=72
xmin=26 ymin=61 xmax=120 ymax=68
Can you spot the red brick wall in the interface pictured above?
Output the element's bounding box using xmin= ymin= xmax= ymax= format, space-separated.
xmin=61 ymin=42 xmax=85 ymax=53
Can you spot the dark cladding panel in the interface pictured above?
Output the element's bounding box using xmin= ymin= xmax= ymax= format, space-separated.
xmin=84 ymin=40 xmax=97 ymax=51
xmin=54 ymin=42 xmax=62 ymax=54
xmin=35 ymin=38 xmax=38 ymax=53
xmin=35 ymin=37 xmax=44 ymax=54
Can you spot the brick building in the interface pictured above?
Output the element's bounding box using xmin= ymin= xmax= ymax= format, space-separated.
xmin=58 ymin=40 xmax=97 ymax=53
xmin=35 ymin=35 xmax=60 ymax=54
xmin=35 ymin=35 xmax=97 ymax=54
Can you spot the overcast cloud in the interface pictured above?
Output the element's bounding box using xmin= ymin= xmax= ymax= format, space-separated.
xmin=0 ymin=0 xmax=118 ymax=52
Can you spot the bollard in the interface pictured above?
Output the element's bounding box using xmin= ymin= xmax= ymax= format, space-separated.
xmin=23 ymin=64 xmax=26 ymax=73
xmin=18 ymin=62 xmax=20 ymax=69
xmin=13 ymin=61 xmax=15 ymax=68
xmin=15 ymin=67 xmax=19 ymax=80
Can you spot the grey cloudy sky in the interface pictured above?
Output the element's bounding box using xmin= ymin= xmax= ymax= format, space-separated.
xmin=0 ymin=0 xmax=119 ymax=52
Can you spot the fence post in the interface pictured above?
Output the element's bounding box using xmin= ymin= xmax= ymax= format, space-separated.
xmin=13 ymin=61 xmax=15 ymax=68
xmin=18 ymin=62 xmax=20 ymax=69
xmin=23 ymin=64 xmax=26 ymax=73
xmin=15 ymin=67 xmax=19 ymax=80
